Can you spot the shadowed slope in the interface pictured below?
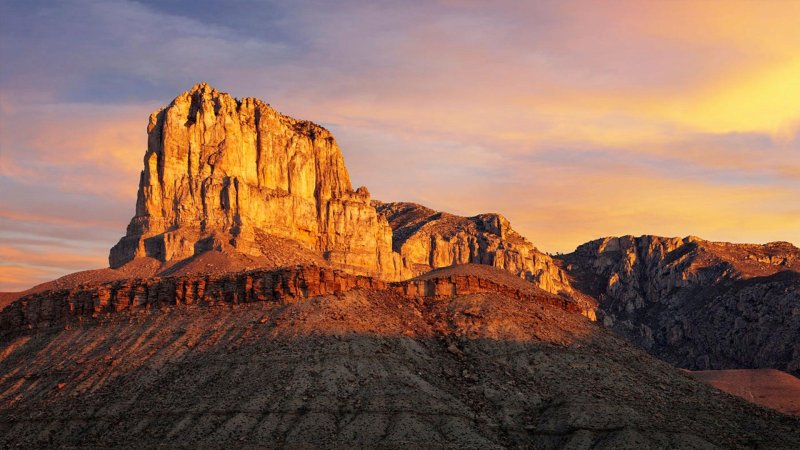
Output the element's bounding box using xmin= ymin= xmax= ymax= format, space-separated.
xmin=559 ymin=235 xmax=800 ymax=375
xmin=1 ymin=281 xmax=799 ymax=448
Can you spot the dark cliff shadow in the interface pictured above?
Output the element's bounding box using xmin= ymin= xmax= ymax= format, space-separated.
xmin=734 ymin=269 xmax=800 ymax=288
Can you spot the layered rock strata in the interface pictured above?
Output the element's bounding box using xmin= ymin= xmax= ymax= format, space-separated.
xmin=559 ymin=235 xmax=800 ymax=374
xmin=109 ymin=83 xmax=405 ymax=279
xmin=0 ymin=265 xmax=589 ymax=334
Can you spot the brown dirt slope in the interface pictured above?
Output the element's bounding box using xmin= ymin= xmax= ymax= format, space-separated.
xmin=1 ymin=268 xmax=799 ymax=448
xmin=0 ymin=264 xmax=589 ymax=335
xmin=689 ymin=369 xmax=800 ymax=416
xmin=413 ymin=263 xmax=552 ymax=296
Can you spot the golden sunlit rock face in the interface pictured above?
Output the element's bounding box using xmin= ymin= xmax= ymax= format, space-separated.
xmin=109 ymin=83 xmax=406 ymax=279
xmin=376 ymin=202 xmax=591 ymax=313
xmin=107 ymin=84 xmax=579 ymax=296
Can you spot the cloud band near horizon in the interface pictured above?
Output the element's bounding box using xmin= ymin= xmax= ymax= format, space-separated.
xmin=1 ymin=0 xmax=799 ymax=291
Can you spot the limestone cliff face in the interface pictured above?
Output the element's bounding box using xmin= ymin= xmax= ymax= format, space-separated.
xmin=375 ymin=203 xmax=584 ymax=304
xmin=107 ymin=83 xmax=588 ymax=295
xmin=109 ymin=83 xmax=406 ymax=279
xmin=559 ymin=236 xmax=800 ymax=374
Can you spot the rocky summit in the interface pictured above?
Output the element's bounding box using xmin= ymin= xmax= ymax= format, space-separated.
xmin=2 ymin=84 xmax=800 ymax=448
xmin=108 ymin=83 xmax=405 ymax=280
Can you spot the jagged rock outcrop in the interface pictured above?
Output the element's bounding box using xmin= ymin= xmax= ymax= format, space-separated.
xmin=376 ymin=202 xmax=579 ymax=298
xmin=109 ymin=83 xmax=406 ymax=279
xmin=559 ymin=235 xmax=800 ymax=374
xmin=1 ymin=264 xmax=589 ymax=335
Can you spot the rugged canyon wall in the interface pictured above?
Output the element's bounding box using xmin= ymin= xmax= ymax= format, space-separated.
xmin=559 ymin=235 xmax=800 ymax=374
xmin=109 ymin=83 xmax=406 ymax=279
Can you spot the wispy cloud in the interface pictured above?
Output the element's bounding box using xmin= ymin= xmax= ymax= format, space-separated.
xmin=1 ymin=0 xmax=799 ymax=290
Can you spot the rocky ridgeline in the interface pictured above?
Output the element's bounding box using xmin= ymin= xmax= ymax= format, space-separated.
xmin=377 ymin=202 xmax=574 ymax=296
xmin=559 ymin=235 xmax=800 ymax=374
xmin=0 ymin=265 xmax=587 ymax=334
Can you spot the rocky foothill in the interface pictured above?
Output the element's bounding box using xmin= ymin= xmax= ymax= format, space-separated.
xmin=2 ymin=264 xmax=799 ymax=448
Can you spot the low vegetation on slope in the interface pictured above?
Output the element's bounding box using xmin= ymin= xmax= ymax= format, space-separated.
xmin=1 ymin=265 xmax=798 ymax=448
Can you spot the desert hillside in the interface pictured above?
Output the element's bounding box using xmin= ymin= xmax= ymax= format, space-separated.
xmin=2 ymin=264 xmax=798 ymax=448
xmin=689 ymin=369 xmax=800 ymax=416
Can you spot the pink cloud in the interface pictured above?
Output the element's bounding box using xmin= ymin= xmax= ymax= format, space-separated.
xmin=2 ymin=0 xmax=799 ymax=291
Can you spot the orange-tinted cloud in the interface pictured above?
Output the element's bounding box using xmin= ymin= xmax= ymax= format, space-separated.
xmin=1 ymin=0 xmax=799 ymax=290
xmin=0 ymin=244 xmax=104 ymax=271
xmin=0 ymin=265 xmax=61 ymax=292
xmin=0 ymin=95 xmax=152 ymax=199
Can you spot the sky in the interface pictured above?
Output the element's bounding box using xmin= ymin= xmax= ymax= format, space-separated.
xmin=1 ymin=0 xmax=799 ymax=291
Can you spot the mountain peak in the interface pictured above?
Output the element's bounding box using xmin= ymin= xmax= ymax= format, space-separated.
xmin=108 ymin=85 xmax=583 ymax=300
xmin=187 ymin=81 xmax=215 ymax=94
xmin=109 ymin=85 xmax=405 ymax=279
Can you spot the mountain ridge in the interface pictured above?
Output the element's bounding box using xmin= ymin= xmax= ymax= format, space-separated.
xmin=557 ymin=234 xmax=800 ymax=375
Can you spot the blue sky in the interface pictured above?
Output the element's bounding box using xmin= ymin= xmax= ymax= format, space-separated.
xmin=1 ymin=0 xmax=799 ymax=290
